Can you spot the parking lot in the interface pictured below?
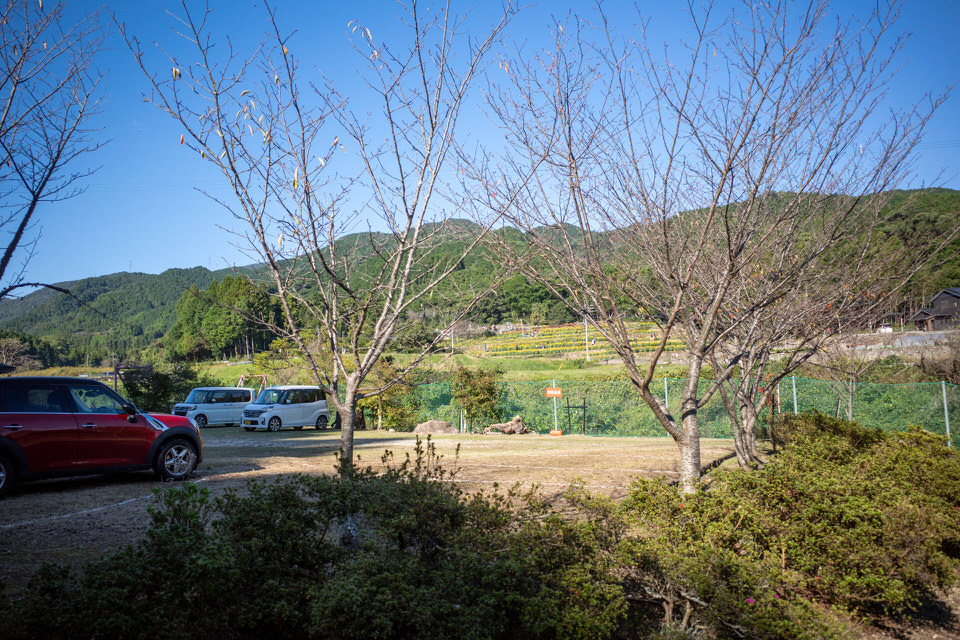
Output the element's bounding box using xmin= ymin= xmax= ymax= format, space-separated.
xmin=0 ymin=428 xmax=734 ymax=591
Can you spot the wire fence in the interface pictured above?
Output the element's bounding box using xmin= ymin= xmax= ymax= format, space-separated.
xmin=410 ymin=377 xmax=959 ymax=447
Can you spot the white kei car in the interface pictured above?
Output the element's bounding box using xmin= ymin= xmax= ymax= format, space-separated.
xmin=241 ymin=385 xmax=331 ymax=432
xmin=173 ymin=387 xmax=256 ymax=428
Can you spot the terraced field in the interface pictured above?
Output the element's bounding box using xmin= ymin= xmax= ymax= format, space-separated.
xmin=459 ymin=320 xmax=684 ymax=359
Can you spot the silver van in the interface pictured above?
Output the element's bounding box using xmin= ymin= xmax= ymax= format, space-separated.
xmin=173 ymin=387 xmax=256 ymax=428
xmin=241 ymin=385 xmax=331 ymax=432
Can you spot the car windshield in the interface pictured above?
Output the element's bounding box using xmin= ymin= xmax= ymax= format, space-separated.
xmin=254 ymin=389 xmax=283 ymax=405
xmin=185 ymin=389 xmax=212 ymax=403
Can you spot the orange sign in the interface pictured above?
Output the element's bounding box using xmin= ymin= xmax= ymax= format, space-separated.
xmin=546 ymin=387 xmax=562 ymax=398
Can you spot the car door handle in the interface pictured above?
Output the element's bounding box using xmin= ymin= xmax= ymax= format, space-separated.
xmin=80 ymin=423 xmax=98 ymax=429
xmin=3 ymin=424 xmax=23 ymax=430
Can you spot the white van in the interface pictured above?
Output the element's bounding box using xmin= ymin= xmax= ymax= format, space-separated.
xmin=173 ymin=387 xmax=257 ymax=428
xmin=241 ymin=385 xmax=331 ymax=432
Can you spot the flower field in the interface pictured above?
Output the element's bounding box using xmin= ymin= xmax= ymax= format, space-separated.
xmin=459 ymin=320 xmax=684 ymax=359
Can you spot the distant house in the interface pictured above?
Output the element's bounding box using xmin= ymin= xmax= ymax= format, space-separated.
xmin=909 ymin=287 xmax=960 ymax=331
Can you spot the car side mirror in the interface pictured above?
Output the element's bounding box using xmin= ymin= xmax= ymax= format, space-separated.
xmin=122 ymin=403 xmax=137 ymax=415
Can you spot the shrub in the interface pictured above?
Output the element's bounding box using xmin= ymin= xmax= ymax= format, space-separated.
xmin=451 ymin=366 xmax=504 ymax=431
xmin=770 ymin=411 xmax=886 ymax=450
xmin=119 ymin=363 xmax=219 ymax=412
xmin=1 ymin=439 xmax=626 ymax=640
xmin=5 ymin=418 xmax=959 ymax=640
xmin=618 ymin=414 xmax=960 ymax=638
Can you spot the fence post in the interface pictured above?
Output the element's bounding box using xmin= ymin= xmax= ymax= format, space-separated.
xmin=792 ymin=377 xmax=798 ymax=415
xmin=944 ymin=381 xmax=952 ymax=448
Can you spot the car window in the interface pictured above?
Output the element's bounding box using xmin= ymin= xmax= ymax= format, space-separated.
xmin=185 ymin=389 xmax=212 ymax=403
xmin=228 ymin=390 xmax=246 ymax=403
xmin=69 ymin=385 xmax=126 ymax=414
xmin=211 ymin=390 xmax=231 ymax=403
xmin=0 ymin=384 xmax=64 ymax=413
xmin=283 ymin=390 xmax=298 ymax=404
xmin=255 ymin=389 xmax=282 ymax=404
xmin=304 ymin=389 xmax=319 ymax=403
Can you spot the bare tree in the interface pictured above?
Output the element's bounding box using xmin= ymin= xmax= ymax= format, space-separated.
xmin=474 ymin=1 xmax=946 ymax=490
xmin=0 ymin=0 xmax=107 ymax=299
xmin=0 ymin=335 xmax=38 ymax=370
xmin=708 ymin=195 xmax=957 ymax=469
xmin=121 ymin=0 xmax=517 ymax=471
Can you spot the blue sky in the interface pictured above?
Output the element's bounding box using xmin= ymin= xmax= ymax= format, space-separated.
xmin=19 ymin=0 xmax=960 ymax=288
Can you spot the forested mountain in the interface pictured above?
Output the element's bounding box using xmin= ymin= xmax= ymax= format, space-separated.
xmin=0 ymin=188 xmax=957 ymax=367
xmin=880 ymin=188 xmax=960 ymax=297
xmin=0 ymin=266 xmax=242 ymax=364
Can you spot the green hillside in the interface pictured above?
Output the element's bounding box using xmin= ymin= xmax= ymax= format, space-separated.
xmin=0 ymin=266 xmax=239 ymax=362
xmin=880 ymin=188 xmax=960 ymax=295
xmin=0 ymin=188 xmax=956 ymax=367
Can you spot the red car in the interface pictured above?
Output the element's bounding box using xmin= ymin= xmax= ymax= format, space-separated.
xmin=0 ymin=377 xmax=203 ymax=497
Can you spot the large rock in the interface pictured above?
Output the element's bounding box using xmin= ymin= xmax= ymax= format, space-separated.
xmin=483 ymin=415 xmax=533 ymax=435
xmin=413 ymin=420 xmax=458 ymax=435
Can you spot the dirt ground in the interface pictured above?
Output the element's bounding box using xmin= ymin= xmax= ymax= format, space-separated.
xmin=0 ymin=429 xmax=727 ymax=590
xmin=1 ymin=428 xmax=957 ymax=639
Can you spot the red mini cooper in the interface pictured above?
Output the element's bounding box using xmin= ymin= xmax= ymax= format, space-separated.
xmin=0 ymin=377 xmax=203 ymax=497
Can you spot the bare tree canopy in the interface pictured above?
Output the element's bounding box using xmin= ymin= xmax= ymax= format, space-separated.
xmin=0 ymin=0 xmax=107 ymax=300
xmin=474 ymin=1 xmax=950 ymax=490
xmin=122 ymin=0 xmax=517 ymax=471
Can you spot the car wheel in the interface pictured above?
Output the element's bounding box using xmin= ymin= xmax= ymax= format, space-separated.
xmin=243 ymin=426 xmax=256 ymax=432
xmin=315 ymin=415 xmax=329 ymax=430
xmin=154 ymin=439 xmax=198 ymax=481
xmin=194 ymin=414 xmax=208 ymax=429
xmin=0 ymin=452 xmax=15 ymax=498
xmin=267 ymin=416 xmax=281 ymax=432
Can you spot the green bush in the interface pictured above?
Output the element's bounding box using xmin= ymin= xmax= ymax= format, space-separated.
xmin=618 ymin=413 xmax=960 ymax=638
xmin=119 ymin=363 xmax=220 ymax=413
xmin=5 ymin=417 xmax=960 ymax=640
xmin=1 ymin=440 xmax=626 ymax=640
xmin=770 ymin=411 xmax=886 ymax=450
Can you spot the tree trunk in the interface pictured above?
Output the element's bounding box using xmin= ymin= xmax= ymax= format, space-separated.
xmin=847 ymin=377 xmax=855 ymax=421
xmin=675 ymin=356 xmax=706 ymax=492
xmin=719 ymin=382 xmax=752 ymax=469
xmin=730 ymin=417 xmax=752 ymax=469
xmin=737 ymin=401 xmax=763 ymax=465
xmin=636 ymin=374 xmax=702 ymax=491
xmin=338 ymin=390 xmax=358 ymax=476
xmin=678 ymin=404 xmax=702 ymax=494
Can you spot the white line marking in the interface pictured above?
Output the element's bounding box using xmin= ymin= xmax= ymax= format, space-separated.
xmin=1 ymin=478 xmax=209 ymax=530
xmin=0 ymin=497 xmax=146 ymax=530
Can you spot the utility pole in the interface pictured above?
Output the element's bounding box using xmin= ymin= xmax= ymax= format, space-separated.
xmin=584 ymin=316 xmax=590 ymax=361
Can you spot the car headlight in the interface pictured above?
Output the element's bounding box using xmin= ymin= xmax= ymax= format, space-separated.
xmin=184 ymin=405 xmax=197 ymax=411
